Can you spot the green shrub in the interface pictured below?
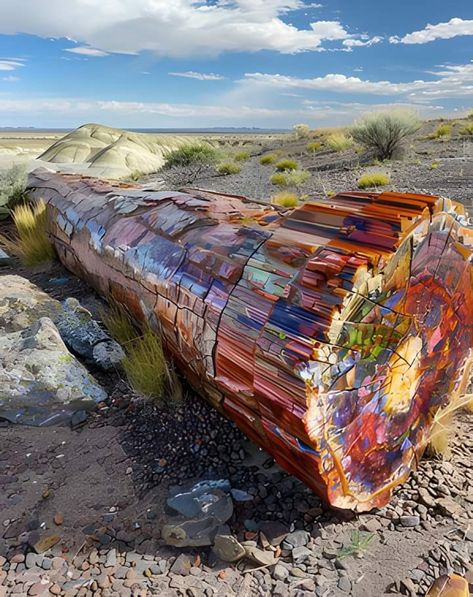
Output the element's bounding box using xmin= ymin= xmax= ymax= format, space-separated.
xmin=0 ymin=200 xmax=55 ymax=266
xmin=275 ymin=159 xmax=298 ymax=172
xmin=307 ymin=141 xmax=322 ymax=153
xmin=270 ymin=173 xmax=289 ymax=186
xmin=468 ymin=110 xmax=473 ymax=119
xmin=0 ymin=164 xmax=29 ymax=220
xmin=460 ymin=123 xmax=473 ymax=136
xmin=287 ymin=170 xmax=311 ymax=187
xmin=351 ymin=111 xmax=421 ymax=160
xmin=326 ymin=133 xmax=353 ymax=152
xmin=429 ymin=161 xmax=440 ymax=170
xmin=163 ymin=143 xmax=218 ymax=168
xmin=357 ymin=172 xmax=390 ymax=189
xmin=428 ymin=124 xmax=452 ymax=139
xmin=216 ymin=161 xmax=241 ymax=175
xmin=233 ymin=150 xmax=250 ymax=162
xmin=259 ymin=154 xmax=276 ymax=165
xmin=272 ymin=192 xmax=298 ymax=207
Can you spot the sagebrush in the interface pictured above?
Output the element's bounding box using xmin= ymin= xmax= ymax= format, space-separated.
xmin=0 ymin=164 xmax=28 ymax=220
xmin=163 ymin=143 xmax=219 ymax=184
xmin=351 ymin=111 xmax=421 ymax=160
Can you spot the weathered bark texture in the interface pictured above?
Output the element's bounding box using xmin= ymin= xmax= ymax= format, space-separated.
xmin=27 ymin=169 xmax=473 ymax=511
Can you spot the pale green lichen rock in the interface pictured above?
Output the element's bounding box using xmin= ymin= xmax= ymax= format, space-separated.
xmin=0 ymin=317 xmax=106 ymax=425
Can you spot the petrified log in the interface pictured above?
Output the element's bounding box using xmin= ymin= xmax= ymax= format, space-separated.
xmin=27 ymin=169 xmax=473 ymax=511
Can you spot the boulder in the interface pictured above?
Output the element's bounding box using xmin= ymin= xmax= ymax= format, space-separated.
xmin=0 ymin=317 xmax=106 ymax=425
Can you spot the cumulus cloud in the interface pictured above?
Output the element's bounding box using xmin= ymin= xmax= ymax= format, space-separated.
xmin=242 ymin=61 xmax=473 ymax=100
xmin=168 ymin=71 xmax=225 ymax=81
xmin=64 ymin=47 xmax=109 ymax=57
xmin=0 ymin=0 xmax=376 ymax=56
xmin=390 ymin=17 xmax=473 ymax=44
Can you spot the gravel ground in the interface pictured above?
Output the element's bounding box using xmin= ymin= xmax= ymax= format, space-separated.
xmin=145 ymin=119 xmax=473 ymax=211
xmin=1 ymin=120 xmax=472 ymax=596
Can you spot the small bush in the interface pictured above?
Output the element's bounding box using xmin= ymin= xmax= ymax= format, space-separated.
xmin=326 ymin=133 xmax=353 ymax=152
xmin=233 ymin=150 xmax=250 ymax=162
xmin=351 ymin=111 xmax=421 ymax=160
xmin=429 ymin=124 xmax=451 ymax=139
xmin=460 ymin=123 xmax=473 ymax=136
xmin=0 ymin=199 xmax=55 ymax=266
xmin=260 ymin=154 xmax=276 ymax=165
xmin=216 ymin=161 xmax=241 ymax=175
xmin=163 ymin=143 xmax=217 ymax=168
xmin=293 ymin=123 xmax=311 ymax=139
xmin=468 ymin=110 xmax=473 ymax=119
xmin=270 ymin=173 xmax=288 ymax=186
xmin=429 ymin=161 xmax=440 ymax=170
xmin=357 ymin=172 xmax=390 ymax=189
xmin=307 ymin=141 xmax=322 ymax=153
xmin=326 ymin=190 xmax=336 ymax=197
xmin=272 ymin=192 xmax=298 ymax=208
xmin=287 ymin=170 xmax=311 ymax=187
xmin=163 ymin=143 xmax=219 ymax=184
xmin=276 ymin=159 xmax=298 ymax=172
xmin=0 ymin=164 xmax=28 ymax=220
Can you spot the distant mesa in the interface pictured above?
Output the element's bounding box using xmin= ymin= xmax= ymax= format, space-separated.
xmin=37 ymin=123 xmax=206 ymax=179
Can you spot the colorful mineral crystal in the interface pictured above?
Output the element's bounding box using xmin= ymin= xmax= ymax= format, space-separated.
xmin=27 ymin=169 xmax=473 ymax=511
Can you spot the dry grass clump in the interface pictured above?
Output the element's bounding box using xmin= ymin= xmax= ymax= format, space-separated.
xmin=428 ymin=124 xmax=452 ymax=139
xmin=326 ymin=133 xmax=353 ymax=152
xmin=270 ymin=172 xmax=289 ymax=186
xmin=357 ymin=172 xmax=390 ymax=189
xmin=272 ymin=192 xmax=298 ymax=208
xmin=233 ymin=150 xmax=250 ymax=162
xmin=216 ymin=161 xmax=241 ymax=175
xmin=0 ymin=200 xmax=55 ymax=266
xmin=102 ymin=304 xmax=180 ymax=404
xmin=428 ymin=393 xmax=473 ymax=456
xmin=307 ymin=141 xmax=322 ymax=153
xmin=460 ymin=123 xmax=473 ymax=136
xmin=260 ymin=154 xmax=277 ymax=165
xmin=275 ymin=158 xmax=299 ymax=172
xmin=287 ymin=170 xmax=311 ymax=187
xmin=429 ymin=161 xmax=440 ymax=170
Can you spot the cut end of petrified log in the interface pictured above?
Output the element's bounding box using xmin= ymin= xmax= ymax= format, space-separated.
xmin=27 ymin=169 xmax=473 ymax=511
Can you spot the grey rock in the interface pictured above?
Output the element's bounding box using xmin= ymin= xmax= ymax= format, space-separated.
xmin=0 ymin=315 xmax=106 ymax=425
xmin=399 ymin=515 xmax=420 ymax=528
xmin=244 ymin=546 xmax=278 ymax=566
xmin=167 ymin=479 xmax=231 ymax=517
xmin=292 ymin=546 xmax=311 ymax=563
xmin=259 ymin=521 xmax=289 ymax=546
xmin=56 ymin=298 xmax=124 ymax=370
xmin=230 ymin=488 xmax=253 ymax=502
xmin=273 ymin=564 xmax=289 ymax=581
xmin=104 ymin=549 xmax=117 ymax=568
xmin=0 ymin=248 xmax=13 ymax=266
xmin=212 ymin=534 xmax=245 ymax=563
xmin=283 ymin=530 xmax=309 ymax=549
xmin=25 ymin=552 xmax=38 ymax=569
xmin=170 ymin=554 xmax=192 ymax=576
xmin=338 ymin=576 xmax=352 ymax=593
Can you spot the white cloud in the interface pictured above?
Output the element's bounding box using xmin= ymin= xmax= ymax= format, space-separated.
xmin=0 ymin=59 xmax=25 ymax=71
xmin=343 ymin=35 xmax=382 ymax=48
xmin=390 ymin=17 xmax=473 ymax=44
xmin=168 ymin=71 xmax=225 ymax=81
xmin=242 ymin=61 xmax=473 ymax=100
xmin=2 ymin=75 xmax=19 ymax=81
xmin=64 ymin=47 xmax=109 ymax=57
xmin=0 ymin=0 xmax=376 ymax=56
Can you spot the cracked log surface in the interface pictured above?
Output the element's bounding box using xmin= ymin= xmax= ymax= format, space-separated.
xmin=27 ymin=168 xmax=473 ymax=511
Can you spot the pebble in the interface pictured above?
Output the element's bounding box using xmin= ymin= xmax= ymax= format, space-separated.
xmin=338 ymin=576 xmax=352 ymax=593
xmin=399 ymin=515 xmax=420 ymax=527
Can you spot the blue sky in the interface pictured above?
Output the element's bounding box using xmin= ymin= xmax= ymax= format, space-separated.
xmin=0 ymin=1 xmax=472 ymax=129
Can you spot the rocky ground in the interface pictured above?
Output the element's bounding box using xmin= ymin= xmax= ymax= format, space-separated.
xmin=146 ymin=119 xmax=473 ymax=213
xmin=1 ymin=119 xmax=473 ymax=596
